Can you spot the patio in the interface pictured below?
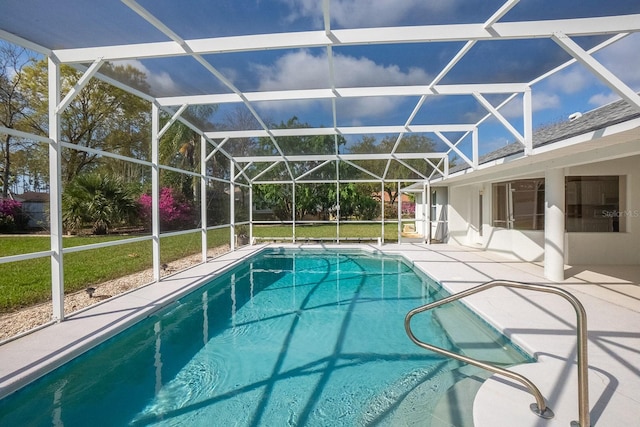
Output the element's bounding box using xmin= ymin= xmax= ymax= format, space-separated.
xmin=0 ymin=243 xmax=638 ymax=425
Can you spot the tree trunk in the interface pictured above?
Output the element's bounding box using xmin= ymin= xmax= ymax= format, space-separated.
xmin=2 ymin=134 xmax=11 ymax=198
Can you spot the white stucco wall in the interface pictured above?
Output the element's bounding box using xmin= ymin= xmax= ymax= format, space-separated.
xmin=448 ymin=182 xmax=546 ymax=261
xmin=564 ymin=155 xmax=639 ymax=265
xmin=445 ymin=155 xmax=639 ymax=265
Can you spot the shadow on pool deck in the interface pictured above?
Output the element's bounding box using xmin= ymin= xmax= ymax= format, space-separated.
xmin=1 ymin=243 xmax=639 ymax=427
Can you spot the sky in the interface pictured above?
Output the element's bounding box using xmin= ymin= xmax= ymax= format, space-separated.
xmin=2 ymin=0 xmax=640 ymax=158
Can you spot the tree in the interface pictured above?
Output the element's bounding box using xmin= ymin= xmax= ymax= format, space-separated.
xmin=331 ymin=183 xmax=380 ymax=220
xmin=0 ymin=42 xmax=36 ymax=197
xmin=19 ymin=60 xmax=152 ymax=184
xmin=62 ymin=173 xmax=138 ymax=235
xmin=252 ymin=117 xmax=346 ymax=220
xmin=348 ymin=134 xmax=437 ymax=206
xmin=158 ymin=104 xmax=217 ymax=202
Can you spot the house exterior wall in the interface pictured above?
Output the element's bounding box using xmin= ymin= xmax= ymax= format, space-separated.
xmin=445 ymin=154 xmax=639 ymax=265
xmin=564 ymin=155 xmax=639 ymax=265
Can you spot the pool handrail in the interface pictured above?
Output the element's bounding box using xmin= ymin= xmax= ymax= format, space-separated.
xmin=404 ymin=279 xmax=589 ymax=427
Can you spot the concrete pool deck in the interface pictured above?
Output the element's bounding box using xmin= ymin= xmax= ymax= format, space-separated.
xmin=0 ymin=243 xmax=638 ymax=426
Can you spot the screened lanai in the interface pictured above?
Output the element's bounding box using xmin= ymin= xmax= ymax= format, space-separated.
xmin=1 ymin=0 xmax=640 ymax=325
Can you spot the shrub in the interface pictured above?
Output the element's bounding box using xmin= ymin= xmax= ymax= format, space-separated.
xmin=0 ymin=199 xmax=23 ymax=232
xmin=62 ymin=174 xmax=138 ymax=235
xmin=138 ymin=187 xmax=194 ymax=231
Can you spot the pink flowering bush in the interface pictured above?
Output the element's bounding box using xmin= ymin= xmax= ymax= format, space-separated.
xmin=138 ymin=187 xmax=194 ymax=230
xmin=0 ymin=199 xmax=24 ymax=232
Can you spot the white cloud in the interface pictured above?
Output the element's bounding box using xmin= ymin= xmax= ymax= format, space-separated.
xmin=596 ymin=33 xmax=640 ymax=91
xmin=588 ymin=92 xmax=621 ymax=107
xmin=330 ymin=0 xmax=452 ymax=27
xmin=112 ymin=59 xmax=180 ymax=96
xmin=546 ymin=67 xmax=592 ymax=94
xmin=486 ymin=92 xmax=560 ymax=120
xmin=254 ymin=50 xmax=430 ymax=120
xmin=532 ymin=91 xmax=561 ymax=111
xmin=255 ymin=50 xmax=429 ymax=90
xmin=281 ymin=0 xmax=455 ymax=28
xmin=254 ymin=50 xmax=329 ymax=91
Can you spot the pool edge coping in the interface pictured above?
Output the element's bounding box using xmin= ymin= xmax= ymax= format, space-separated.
xmin=0 ymin=245 xmax=269 ymax=400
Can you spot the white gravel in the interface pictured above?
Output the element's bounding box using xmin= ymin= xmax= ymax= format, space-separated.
xmin=0 ymin=245 xmax=230 ymax=342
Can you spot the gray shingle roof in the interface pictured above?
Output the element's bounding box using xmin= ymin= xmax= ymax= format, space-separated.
xmin=450 ymin=97 xmax=640 ymax=173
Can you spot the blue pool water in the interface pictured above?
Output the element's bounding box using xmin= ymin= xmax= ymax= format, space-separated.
xmin=0 ymin=249 xmax=530 ymax=426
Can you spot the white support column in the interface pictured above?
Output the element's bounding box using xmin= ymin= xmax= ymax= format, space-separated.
xmin=200 ymin=135 xmax=207 ymax=262
xmin=472 ymin=128 xmax=479 ymax=169
xmin=336 ymin=179 xmax=340 ymax=242
xmin=545 ymin=168 xmax=566 ymax=282
xmin=249 ymin=184 xmax=254 ymax=245
xmin=151 ymin=103 xmax=161 ymax=282
xmin=292 ymin=182 xmax=296 ymax=243
xmin=523 ymin=87 xmax=533 ymax=155
xmin=230 ymin=159 xmax=235 ymax=251
xmin=397 ymin=182 xmax=402 ymax=242
xmin=48 ymin=57 xmax=64 ymax=322
xmin=380 ymin=180 xmax=385 ymax=243
xmin=422 ymin=183 xmax=428 ymax=242
xmin=426 ymin=183 xmax=432 ymax=244
xmin=335 ymin=154 xmax=340 ymax=243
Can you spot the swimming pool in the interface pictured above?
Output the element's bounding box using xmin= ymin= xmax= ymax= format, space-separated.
xmin=0 ymin=248 xmax=531 ymax=426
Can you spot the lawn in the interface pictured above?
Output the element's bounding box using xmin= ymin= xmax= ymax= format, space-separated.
xmin=0 ymin=222 xmax=401 ymax=313
xmin=252 ymin=222 xmax=400 ymax=241
xmin=0 ymin=229 xmax=230 ymax=313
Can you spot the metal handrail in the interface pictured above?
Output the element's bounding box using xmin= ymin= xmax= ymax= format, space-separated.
xmin=404 ymin=280 xmax=589 ymax=427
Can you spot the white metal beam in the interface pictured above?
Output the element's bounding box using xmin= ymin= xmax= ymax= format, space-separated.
xmin=0 ymin=126 xmax=52 ymax=145
xmin=393 ymin=157 xmax=429 ymax=180
xmin=52 ymin=14 xmax=640 ymax=63
xmin=523 ymin=87 xmax=533 ymax=155
xmin=472 ymin=129 xmax=479 ymax=169
xmin=151 ymin=103 xmax=161 ymax=282
xmin=156 ymin=84 xmax=527 ymax=107
xmin=48 ymin=58 xmax=64 ymax=322
xmin=205 ymin=124 xmax=475 ymax=139
xmin=234 ymin=161 xmax=254 ymax=181
xmin=342 ymin=159 xmax=383 ymax=180
xmin=56 ymin=58 xmax=104 ymax=114
xmin=200 ymin=135 xmax=208 ymax=263
xmin=529 ymin=33 xmax=629 ymax=86
xmin=552 ymin=31 xmax=640 ymax=112
xmin=426 ymin=157 xmax=446 ymax=178
xmin=157 ymin=104 xmax=189 ymax=139
xmin=484 ymin=0 xmax=520 ymax=29
xmin=205 ymin=137 xmax=229 ymax=162
xmin=429 ymin=41 xmax=476 ymax=87
xmin=123 ymin=0 xmax=295 ymax=182
xmin=235 ymin=152 xmax=447 ymax=163
xmin=473 ymin=92 xmax=525 ymax=144
xmin=434 ymin=131 xmax=474 ymax=169
xmin=295 ymin=160 xmax=333 ymax=181
xmin=250 ymin=160 xmax=283 ymax=182
xmin=0 ymin=28 xmax=52 ymax=56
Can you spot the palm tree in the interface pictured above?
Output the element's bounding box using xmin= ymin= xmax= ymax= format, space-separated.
xmin=62 ymin=173 xmax=138 ymax=235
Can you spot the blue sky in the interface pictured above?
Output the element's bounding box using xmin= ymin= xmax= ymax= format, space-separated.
xmin=2 ymin=0 xmax=640 ymax=157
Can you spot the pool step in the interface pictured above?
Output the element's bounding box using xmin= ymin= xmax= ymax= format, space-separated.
xmin=359 ymin=363 xmax=487 ymax=427
xmin=433 ymin=303 xmax=525 ymax=366
xmin=428 ymin=365 xmax=490 ymax=427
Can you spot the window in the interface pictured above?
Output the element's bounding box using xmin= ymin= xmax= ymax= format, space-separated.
xmin=492 ymin=179 xmax=545 ymax=230
xmin=566 ymin=176 xmax=620 ymax=232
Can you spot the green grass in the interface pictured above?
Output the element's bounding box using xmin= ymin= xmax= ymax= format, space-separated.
xmin=0 ymin=223 xmax=400 ymax=313
xmin=0 ymin=229 xmax=230 ymax=313
xmin=253 ymin=222 xmax=399 ymax=241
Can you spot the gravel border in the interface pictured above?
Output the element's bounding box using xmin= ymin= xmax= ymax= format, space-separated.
xmin=0 ymin=245 xmax=231 ymax=342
